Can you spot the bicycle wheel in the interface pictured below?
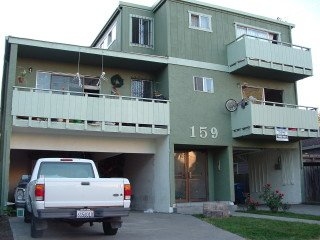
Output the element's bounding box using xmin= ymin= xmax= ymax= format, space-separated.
xmin=225 ymin=99 xmax=238 ymax=112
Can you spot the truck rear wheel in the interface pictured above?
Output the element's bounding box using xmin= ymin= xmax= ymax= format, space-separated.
xmin=31 ymin=215 xmax=44 ymax=238
xmin=102 ymin=222 xmax=118 ymax=235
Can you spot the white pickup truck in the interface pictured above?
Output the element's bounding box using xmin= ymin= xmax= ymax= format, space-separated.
xmin=25 ymin=158 xmax=131 ymax=238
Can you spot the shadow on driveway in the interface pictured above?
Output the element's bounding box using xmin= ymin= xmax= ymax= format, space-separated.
xmin=10 ymin=211 xmax=244 ymax=240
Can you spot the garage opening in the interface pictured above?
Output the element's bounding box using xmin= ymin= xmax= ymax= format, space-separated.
xmin=9 ymin=149 xmax=155 ymax=211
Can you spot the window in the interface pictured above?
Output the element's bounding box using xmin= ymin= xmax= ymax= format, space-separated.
xmin=130 ymin=15 xmax=153 ymax=47
xmin=188 ymin=11 xmax=212 ymax=32
xmin=99 ymin=23 xmax=117 ymax=49
xmin=38 ymin=162 xmax=94 ymax=178
xmin=36 ymin=71 xmax=100 ymax=94
xmin=241 ymin=85 xmax=283 ymax=103
xmin=193 ymin=77 xmax=214 ymax=93
xmin=131 ymin=79 xmax=153 ymax=98
xmin=236 ymin=24 xmax=279 ymax=42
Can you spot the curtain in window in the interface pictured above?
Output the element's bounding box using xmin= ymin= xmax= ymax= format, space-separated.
xmin=236 ymin=26 xmax=247 ymax=38
xmin=132 ymin=17 xmax=139 ymax=44
xmin=204 ymin=78 xmax=213 ymax=93
xmin=247 ymin=28 xmax=269 ymax=39
xmin=36 ymin=72 xmax=51 ymax=89
xmin=141 ymin=19 xmax=150 ymax=45
xmin=194 ymin=77 xmax=203 ymax=91
xmin=131 ymin=17 xmax=152 ymax=46
xmin=131 ymin=79 xmax=152 ymax=98
xmin=190 ymin=14 xmax=199 ymax=27
xmin=51 ymin=75 xmax=70 ymax=91
xmin=237 ymin=25 xmax=273 ymax=41
xmin=242 ymin=86 xmax=263 ymax=101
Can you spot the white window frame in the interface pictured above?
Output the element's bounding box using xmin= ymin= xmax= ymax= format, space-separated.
xmin=130 ymin=14 xmax=154 ymax=48
xmin=99 ymin=22 xmax=117 ymax=49
xmin=193 ymin=76 xmax=214 ymax=93
xmin=234 ymin=22 xmax=281 ymax=42
xmin=188 ymin=11 xmax=212 ymax=32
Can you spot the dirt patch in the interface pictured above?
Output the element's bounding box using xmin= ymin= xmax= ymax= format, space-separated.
xmin=0 ymin=215 xmax=14 ymax=240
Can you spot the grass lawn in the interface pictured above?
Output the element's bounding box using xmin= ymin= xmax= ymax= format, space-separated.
xmin=238 ymin=210 xmax=320 ymax=221
xmin=197 ymin=215 xmax=320 ymax=240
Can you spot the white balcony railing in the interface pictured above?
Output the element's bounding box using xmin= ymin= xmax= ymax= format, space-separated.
xmin=231 ymin=100 xmax=319 ymax=139
xmin=12 ymin=87 xmax=170 ymax=135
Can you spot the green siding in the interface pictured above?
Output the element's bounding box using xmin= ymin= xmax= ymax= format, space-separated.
xmin=108 ymin=15 xmax=121 ymax=52
xmin=0 ymin=44 xmax=17 ymax=213
xmin=121 ymin=6 xmax=155 ymax=55
xmin=168 ymin=1 xmax=292 ymax=65
xmin=154 ymin=2 xmax=169 ymax=56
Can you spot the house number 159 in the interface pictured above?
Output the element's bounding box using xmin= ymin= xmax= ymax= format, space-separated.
xmin=190 ymin=126 xmax=218 ymax=139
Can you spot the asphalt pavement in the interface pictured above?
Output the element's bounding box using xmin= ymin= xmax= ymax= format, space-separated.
xmin=10 ymin=204 xmax=320 ymax=240
xmin=10 ymin=211 xmax=244 ymax=240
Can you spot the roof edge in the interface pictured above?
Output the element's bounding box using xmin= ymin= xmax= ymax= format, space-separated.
xmin=90 ymin=7 xmax=121 ymax=47
xmin=154 ymin=0 xmax=295 ymax=28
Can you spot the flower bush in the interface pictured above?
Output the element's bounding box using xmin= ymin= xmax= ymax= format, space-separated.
xmin=244 ymin=193 xmax=259 ymax=211
xmin=259 ymin=184 xmax=284 ymax=212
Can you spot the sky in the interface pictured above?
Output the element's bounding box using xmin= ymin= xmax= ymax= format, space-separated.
xmin=0 ymin=0 xmax=319 ymax=110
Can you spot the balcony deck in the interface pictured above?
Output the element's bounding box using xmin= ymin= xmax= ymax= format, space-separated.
xmin=227 ymin=35 xmax=313 ymax=81
xmin=231 ymin=100 xmax=319 ymax=140
xmin=12 ymin=87 xmax=170 ymax=136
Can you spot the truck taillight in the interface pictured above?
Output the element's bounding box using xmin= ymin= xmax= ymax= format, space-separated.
xmin=35 ymin=184 xmax=45 ymax=201
xmin=124 ymin=184 xmax=131 ymax=200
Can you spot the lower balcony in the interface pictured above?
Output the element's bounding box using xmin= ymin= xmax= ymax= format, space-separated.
xmin=12 ymin=87 xmax=170 ymax=136
xmin=231 ymin=101 xmax=319 ymax=140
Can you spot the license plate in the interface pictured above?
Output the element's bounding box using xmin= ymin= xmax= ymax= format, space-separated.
xmin=76 ymin=209 xmax=94 ymax=218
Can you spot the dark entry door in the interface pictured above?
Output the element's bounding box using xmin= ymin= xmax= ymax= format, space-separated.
xmin=174 ymin=151 xmax=207 ymax=202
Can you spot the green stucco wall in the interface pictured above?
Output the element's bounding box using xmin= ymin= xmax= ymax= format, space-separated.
xmin=212 ymin=147 xmax=234 ymax=200
xmin=168 ymin=64 xmax=298 ymax=148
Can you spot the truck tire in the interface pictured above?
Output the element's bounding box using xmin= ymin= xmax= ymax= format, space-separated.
xmin=102 ymin=222 xmax=118 ymax=235
xmin=31 ymin=215 xmax=44 ymax=238
xmin=24 ymin=207 xmax=31 ymax=223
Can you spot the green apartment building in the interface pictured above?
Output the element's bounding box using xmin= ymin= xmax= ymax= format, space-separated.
xmin=1 ymin=0 xmax=319 ymax=213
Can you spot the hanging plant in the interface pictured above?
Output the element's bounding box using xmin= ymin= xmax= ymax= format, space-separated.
xmin=111 ymin=74 xmax=124 ymax=88
xmin=17 ymin=70 xmax=27 ymax=83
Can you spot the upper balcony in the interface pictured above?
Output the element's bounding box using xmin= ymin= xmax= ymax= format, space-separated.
xmin=227 ymin=35 xmax=313 ymax=82
xmin=11 ymin=87 xmax=170 ymax=136
xmin=231 ymin=100 xmax=319 ymax=141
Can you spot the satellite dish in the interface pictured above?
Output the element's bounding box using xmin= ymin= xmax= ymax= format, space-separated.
xmin=225 ymin=99 xmax=238 ymax=112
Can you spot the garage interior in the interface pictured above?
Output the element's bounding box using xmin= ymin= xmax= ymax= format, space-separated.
xmin=9 ymin=149 xmax=156 ymax=211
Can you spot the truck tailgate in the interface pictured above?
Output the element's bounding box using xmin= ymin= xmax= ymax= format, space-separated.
xmin=43 ymin=178 xmax=125 ymax=208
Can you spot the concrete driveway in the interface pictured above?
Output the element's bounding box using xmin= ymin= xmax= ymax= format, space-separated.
xmin=10 ymin=212 xmax=244 ymax=240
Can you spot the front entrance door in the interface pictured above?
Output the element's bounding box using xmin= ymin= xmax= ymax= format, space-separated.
xmin=174 ymin=151 xmax=207 ymax=202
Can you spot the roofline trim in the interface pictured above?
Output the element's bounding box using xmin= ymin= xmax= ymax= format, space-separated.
xmin=152 ymin=0 xmax=295 ymax=27
xmin=7 ymin=36 xmax=168 ymax=64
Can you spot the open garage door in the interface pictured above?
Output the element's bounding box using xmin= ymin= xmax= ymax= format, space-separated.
xmin=9 ymin=149 xmax=156 ymax=211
